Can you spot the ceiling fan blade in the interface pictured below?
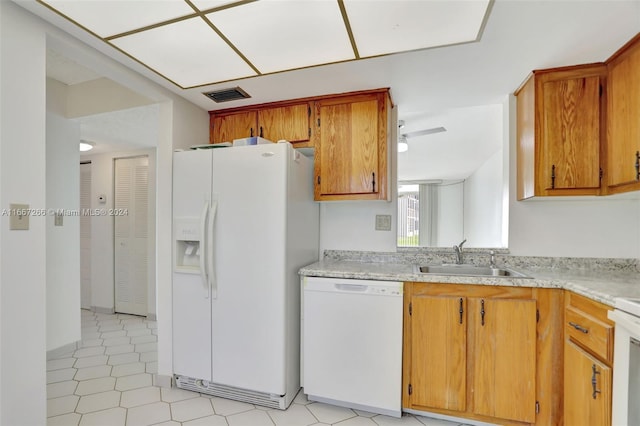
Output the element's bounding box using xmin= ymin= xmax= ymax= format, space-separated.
xmin=402 ymin=126 xmax=447 ymax=139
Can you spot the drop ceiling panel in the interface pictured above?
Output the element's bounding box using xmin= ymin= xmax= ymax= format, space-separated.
xmin=42 ymin=0 xmax=195 ymax=37
xmin=190 ymin=0 xmax=246 ymax=12
xmin=344 ymin=0 xmax=490 ymax=57
xmin=111 ymin=17 xmax=257 ymax=88
xmin=207 ymin=0 xmax=355 ymax=74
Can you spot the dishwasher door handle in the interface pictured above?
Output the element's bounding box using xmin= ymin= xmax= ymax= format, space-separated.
xmin=334 ymin=283 xmax=369 ymax=292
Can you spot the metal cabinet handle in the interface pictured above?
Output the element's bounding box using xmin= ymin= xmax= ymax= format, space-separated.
xmin=569 ymin=321 xmax=589 ymax=334
xmin=635 ymin=151 xmax=639 ymax=181
xmin=551 ymin=164 xmax=556 ymax=189
xmin=459 ymin=298 xmax=463 ymax=324
xmin=480 ymin=299 xmax=485 ymax=326
xmin=591 ymin=364 xmax=601 ymax=399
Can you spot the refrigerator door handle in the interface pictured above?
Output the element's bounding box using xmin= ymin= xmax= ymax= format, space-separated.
xmin=208 ymin=199 xmax=218 ymax=299
xmin=199 ymin=200 xmax=210 ymax=299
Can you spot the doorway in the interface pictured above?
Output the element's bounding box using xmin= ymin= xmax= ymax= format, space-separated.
xmin=114 ymin=155 xmax=149 ymax=316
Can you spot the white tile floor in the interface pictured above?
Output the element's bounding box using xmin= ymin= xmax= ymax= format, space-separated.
xmin=46 ymin=310 xmax=471 ymax=426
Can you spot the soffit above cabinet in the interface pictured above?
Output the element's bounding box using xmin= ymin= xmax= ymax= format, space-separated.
xmin=38 ymin=0 xmax=491 ymax=89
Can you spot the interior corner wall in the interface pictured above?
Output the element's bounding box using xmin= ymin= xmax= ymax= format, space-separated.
xmin=0 ymin=1 xmax=48 ymax=424
xmin=46 ymin=112 xmax=81 ymax=351
xmin=464 ymin=149 xmax=504 ymax=248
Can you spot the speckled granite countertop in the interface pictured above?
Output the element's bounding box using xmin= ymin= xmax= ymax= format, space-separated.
xmin=299 ymin=251 xmax=640 ymax=307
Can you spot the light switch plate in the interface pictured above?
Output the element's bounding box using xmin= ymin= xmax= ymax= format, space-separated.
xmin=9 ymin=203 xmax=29 ymax=230
xmin=375 ymin=214 xmax=392 ymax=231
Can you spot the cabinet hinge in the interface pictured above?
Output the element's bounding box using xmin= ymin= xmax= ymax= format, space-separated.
xmin=408 ymin=384 xmax=412 ymax=395
xmin=536 ymin=309 xmax=540 ymax=323
xmin=409 ymin=302 xmax=412 ymax=316
xmin=600 ymin=167 xmax=603 ymax=182
xmin=535 ymin=401 xmax=540 ymax=414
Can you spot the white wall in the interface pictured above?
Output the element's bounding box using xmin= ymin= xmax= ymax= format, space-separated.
xmin=436 ymin=182 xmax=464 ymax=247
xmin=46 ymin=112 xmax=81 ymax=351
xmin=464 ymin=149 xmax=504 ymax=248
xmin=80 ymin=148 xmax=157 ymax=316
xmin=0 ymin=3 xmax=209 ymax=423
xmin=0 ymin=2 xmax=48 ymax=424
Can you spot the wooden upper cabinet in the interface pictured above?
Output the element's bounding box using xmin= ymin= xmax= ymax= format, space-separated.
xmin=210 ymin=110 xmax=257 ymax=144
xmin=209 ymin=102 xmax=312 ymax=145
xmin=606 ymin=33 xmax=640 ymax=193
xmin=314 ymin=90 xmax=390 ymax=201
xmin=258 ymin=103 xmax=310 ymax=143
xmin=515 ymin=64 xmax=606 ymax=200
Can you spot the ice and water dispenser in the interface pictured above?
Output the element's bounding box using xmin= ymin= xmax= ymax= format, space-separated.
xmin=174 ymin=217 xmax=202 ymax=273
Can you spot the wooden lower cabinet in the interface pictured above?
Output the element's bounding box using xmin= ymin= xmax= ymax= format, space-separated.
xmin=564 ymin=340 xmax=612 ymax=426
xmin=403 ymin=283 xmax=563 ymax=426
xmin=563 ymin=292 xmax=613 ymax=426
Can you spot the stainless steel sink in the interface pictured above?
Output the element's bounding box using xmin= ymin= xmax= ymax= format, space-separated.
xmin=414 ymin=264 xmax=532 ymax=278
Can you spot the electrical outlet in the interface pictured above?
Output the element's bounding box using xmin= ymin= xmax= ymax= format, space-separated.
xmin=9 ymin=203 xmax=29 ymax=230
xmin=375 ymin=214 xmax=392 ymax=231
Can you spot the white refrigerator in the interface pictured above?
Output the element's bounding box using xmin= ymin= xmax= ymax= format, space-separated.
xmin=172 ymin=142 xmax=319 ymax=409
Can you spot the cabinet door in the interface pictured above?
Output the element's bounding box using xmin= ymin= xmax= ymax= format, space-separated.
xmin=608 ymin=40 xmax=640 ymax=188
xmin=258 ymin=103 xmax=310 ymax=143
xmin=542 ymin=76 xmax=601 ymax=191
xmin=315 ymin=93 xmax=386 ymax=200
xmin=470 ymin=298 xmax=536 ymax=423
xmin=410 ymin=295 xmax=466 ymax=412
xmin=211 ymin=110 xmax=257 ymax=144
xmin=564 ymin=340 xmax=612 ymax=426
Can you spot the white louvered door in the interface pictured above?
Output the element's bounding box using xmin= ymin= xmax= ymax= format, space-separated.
xmin=114 ymin=156 xmax=149 ymax=316
xmin=80 ymin=162 xmax=92 ymax=310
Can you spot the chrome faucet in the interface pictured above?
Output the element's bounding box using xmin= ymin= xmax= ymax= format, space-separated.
xmin=453 ymin=239 xmax=467 ymax=264
xmin=489 ymin=250 xmax=497 ymax=268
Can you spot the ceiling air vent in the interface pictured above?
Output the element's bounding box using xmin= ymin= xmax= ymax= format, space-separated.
xmin=203 ymin=86 xmax=251 ymax=103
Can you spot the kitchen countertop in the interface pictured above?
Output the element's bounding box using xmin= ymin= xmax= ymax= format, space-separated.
xmin=299 ymin=258 xmax=640 ymax=307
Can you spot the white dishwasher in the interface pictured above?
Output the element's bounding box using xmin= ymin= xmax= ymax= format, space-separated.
xmin=302 ymin=276 xmax=403 ymax=417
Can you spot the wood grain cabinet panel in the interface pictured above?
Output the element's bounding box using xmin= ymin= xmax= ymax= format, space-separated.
xmin=470 ymin=298 xmax=536 ymax=423
xmin=409 ymin=295 xmax=466 ymax=412
xmin=563 ymin=292 xmax=614 ymax=426
xmin=258 ymin=103 xmax=310 ymax=143
xmin=209 ymin=102 xmax=313 ymax=146
xmin=403 ymin=284 xmax=545 ymax=425
xmin=515 ymin=64 xmax=606 ymax=199
xmin=606 ymin=33 xmax=640 ymax=193
xmin=210 ymin=110 xmax=257 ymax=144
xmin=314 ymin=91 xmax=389 ymax=201
xmin=564 ymin=340 xmax=612 ymax=426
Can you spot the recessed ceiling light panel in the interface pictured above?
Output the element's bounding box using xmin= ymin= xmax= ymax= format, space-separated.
xmin=344 ymin=0 xmax=490 ymax=57
xmin=42 ymin=0 xmax=195 ymax=38
xmin=207 ymin=0 xmax=355 ymax=74
xmin=111 ymin=17 xmax=258 ymax=88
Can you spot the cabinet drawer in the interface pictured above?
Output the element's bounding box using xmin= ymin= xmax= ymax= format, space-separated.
xmin=565 ymin=306 xmax=613 ymax=363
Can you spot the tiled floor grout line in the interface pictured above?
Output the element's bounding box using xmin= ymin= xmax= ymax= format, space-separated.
xmin=45 ymin=310 xmax=472 ymax=426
